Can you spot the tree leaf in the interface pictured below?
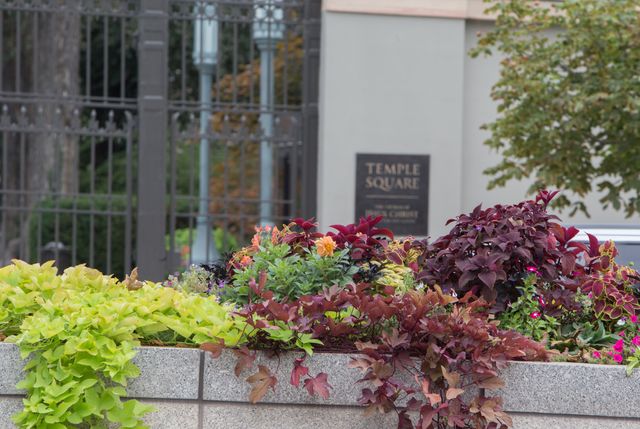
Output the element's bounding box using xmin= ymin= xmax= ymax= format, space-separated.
xmin=290 ymin=357 xmax=309 ymax=387
xmin=233 ymin=347 xmax=256 ymax=377
xmin=445 ymin=387 xmax=465 ymax=401
xmin=200 ymin=341 xmax=225 ymax=359
xmin=303 ymin=373 xmax=332 ymax=399
xmin=441 ymin=366 xmax=461 ymax=388
xmin=246 ymin=365 xmax=277 ymax=403
xmin=477 ymin=376 xmax=505 ymax=390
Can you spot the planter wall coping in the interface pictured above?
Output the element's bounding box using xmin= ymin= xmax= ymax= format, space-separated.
xmin=492 ymin=360 xmax=640 ymax=418
xmin=2 ymin=342 xmax=639 ymax=419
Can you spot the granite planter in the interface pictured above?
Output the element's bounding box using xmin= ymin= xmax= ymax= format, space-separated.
xmin=1 ymin=342 xmax=639 ymax=429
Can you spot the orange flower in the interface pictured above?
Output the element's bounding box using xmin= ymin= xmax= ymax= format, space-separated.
xmin=240 ymin=255 xmax=253 ymax=267
xmin=315 ymin=236 xmax=337 ymax=257
xmin=251 ymin=233 xmax=260 ymax=248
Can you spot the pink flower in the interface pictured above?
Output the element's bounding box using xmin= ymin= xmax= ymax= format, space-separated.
xmin=537 ymin=296 xmax=546 ymax=308
xmin=614 ymin=353 xmax=624 ymax=364
xmin=631 ymin=315 xmax=638 ymax=324
xmin=619 ymin=331 xmax=626 ymax=337
xmin=613 ymin=339 xmax=625 ymax=353
xmin=592 ymin=351 xmax=601 ymax=359
xmin=526 ymin=266 xmax=542 ymax=277
xmin=530 ymin=311 xmax=541 ymax=319
xmin=632 ymin=336 xmax=640 ymax=347
xmin=588 ymin=292 xmax=593 ymax=299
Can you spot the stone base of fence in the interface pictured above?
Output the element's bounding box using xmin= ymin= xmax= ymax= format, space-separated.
xmin=1 ymin=343 xmax=639 ymax=429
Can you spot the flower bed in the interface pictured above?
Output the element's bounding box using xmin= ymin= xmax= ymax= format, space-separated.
xmin=2 ymin=191 xmax=640 ymax=428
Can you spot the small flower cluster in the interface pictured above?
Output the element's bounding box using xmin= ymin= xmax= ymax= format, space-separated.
xmin=234 ymin=225 xmax=286 ymax=269
xmin=593 ymin=315 xmax=640 ymax=364
xmin=498 ymin=273 xmax=560 ymax=343
xmin=525 ymin=266 xmax=545 ymax=320
xmin=163 ymin=264 xmax=226 ymax=297
xmin=229 ymin=224 xmax=338 ymax=272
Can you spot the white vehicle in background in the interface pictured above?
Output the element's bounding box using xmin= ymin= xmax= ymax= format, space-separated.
xmin=573 ymin=225 xmax=640 ymax=266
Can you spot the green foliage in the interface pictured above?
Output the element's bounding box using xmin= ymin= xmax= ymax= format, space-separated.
xmin=28 ymin=196 xmax=133 ymax=278
xmin=498 ymin=275 xmax=559 ymax=342
xmin=497 ymin=274 xmax=621 ymax=360
xmin=222 ymin=239 xmax=359 ymax=304
xmin=575 ymin=321 xmax=620 ymax=350
xmin=543 ymin=291 xmax=620 ymax=358
xmin=263 ymin=321 xmax=324 ymax=356
xmin=167 ymin=227 xmax=239 ymax=259
xmin=213 ymin=228 xmax=239 ymax=254
xmin=553 ymin=320 xmax=619 ymax=360
xmin=471 ymin=0 xmax=640 ymax=215
xmin=0 ymin=261 xmax=247 ymax=428
xmin=622 ymin=320 xmax=640 ymax=374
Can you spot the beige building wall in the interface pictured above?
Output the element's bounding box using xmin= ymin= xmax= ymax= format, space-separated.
xmin=318 ymin=0 xmax=640 ymax=238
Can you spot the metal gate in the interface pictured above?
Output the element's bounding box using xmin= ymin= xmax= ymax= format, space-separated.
xmin=0 ymin=0 xmax=321 ymax=280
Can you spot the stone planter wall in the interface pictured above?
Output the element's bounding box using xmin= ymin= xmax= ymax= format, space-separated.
xmin=1 ymin=343 xmax=639 ymax=429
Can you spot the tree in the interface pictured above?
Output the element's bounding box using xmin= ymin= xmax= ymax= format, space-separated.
xmin=1 ymin=6 xmax=81 ymax=262
xmin=207 ymin=35 xmax=303 ymax=239
xmin=36 ymin=7 xmax=81 ymax=196
xmin=470 ymin=0 xmax=640 ymax=216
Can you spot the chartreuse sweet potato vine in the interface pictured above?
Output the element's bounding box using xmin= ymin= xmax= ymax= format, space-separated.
xmin=0 ymin=260 xmax=248 ymax=429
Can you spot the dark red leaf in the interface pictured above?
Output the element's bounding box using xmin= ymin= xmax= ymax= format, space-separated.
xmin=290 ymin=357 xmax=309 ymax=387
xmin=233 ymin=347 xmax=256 ymax=377
xmin=397 ymin=411 xmax=413 ymax=429
xmin=304 ymin=373 xmax=332 ymax=399
xmin=478 ymin=271 xmax=497 ymax=288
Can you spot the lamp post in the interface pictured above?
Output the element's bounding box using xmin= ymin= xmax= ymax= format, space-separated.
xmin=254 ymin=0 xmax=284 ymax=227
xmin=192 ymin=2 xmax=219 ymax=264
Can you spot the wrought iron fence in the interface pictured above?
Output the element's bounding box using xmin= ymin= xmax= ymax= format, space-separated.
xmin=0 ymin=0 xmax=321 ymax=279
xmin=0 ymin=1 xmax=139 ymax=277
xmin=0 ymin=105 xmax=135 ymax=275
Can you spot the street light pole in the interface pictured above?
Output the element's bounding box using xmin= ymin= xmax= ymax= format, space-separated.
xmin=254 ymin=0 xmax=284 ymax=227
xmin=192 ymin=2 xmax=219 ymax=264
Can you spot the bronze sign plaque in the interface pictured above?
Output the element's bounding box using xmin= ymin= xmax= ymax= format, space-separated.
xmin=355 ymin=153 xmax=429 ymax=236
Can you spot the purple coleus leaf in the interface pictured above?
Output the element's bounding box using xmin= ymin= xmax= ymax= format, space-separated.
xmin=478 ymin=271 xmax=497 ymax=288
